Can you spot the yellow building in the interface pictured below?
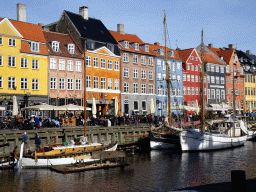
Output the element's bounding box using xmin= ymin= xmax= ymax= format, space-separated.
xmin=0 ymin=17 xmax=48 ymax=117
xmin=244 ymin=73 xmax=256 ymax=112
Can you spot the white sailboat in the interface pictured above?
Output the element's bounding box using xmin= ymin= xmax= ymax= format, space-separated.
xmin=179 ymin=30 xmax=248 ymax=152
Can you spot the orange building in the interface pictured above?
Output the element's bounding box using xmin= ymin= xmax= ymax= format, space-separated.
xmin=208 ymin=44 xmax=244 ymax=111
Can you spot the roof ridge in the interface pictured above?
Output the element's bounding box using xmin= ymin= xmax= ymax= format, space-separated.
xmin=64 ymin=10 xmax=100 ymax=21
xmin=43 ymin=30 xmax=69 ymax=36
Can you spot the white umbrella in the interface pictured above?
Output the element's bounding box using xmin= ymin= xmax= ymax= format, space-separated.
xmin=249 ymin=102 xmax=252 ymax=113
xmin=12 ymin=96 xmax=18 ymax=116
xmin=115 ymin=96 xmax=118 ymax=117
xmin=0 ymin=106 xmax=5 ymax=110
xmin=92 ymin=98 xmax=97 ymax=118
xmin=150 ymin=99 xmax=155 ymax=114
xmin=21 ymin=103 xmax=55 ymax=111
xmin=195 ymin=99 xmax=199 ymax=115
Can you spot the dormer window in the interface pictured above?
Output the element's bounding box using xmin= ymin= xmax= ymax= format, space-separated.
xmin=171 ymin=50 xmax=174 ymax=57
xmin=87 ymin=40 xmax=94 ymax=49
xmin=124 ymin=41 xmax=129 ymax=48
xmin=31 ymin=42 xmax=39 ymax=52
xmin=134 ymin=43 xmax=139 ymax=50
xmin=220 ymin=57 xmax=223 ymax=60
xmin=160 ymin=49 xmax=164 ymax=56
xmin=52 ymin=41 xmax=59 ymax=52
xmin=68 ymin=44 xmax=75 ymax=54
xmin=144 ymin=45 xmax=149 ymax=52
xmin=107 ymin=44 xmax=114 ymax=52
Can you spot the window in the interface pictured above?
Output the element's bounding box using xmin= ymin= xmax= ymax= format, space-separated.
xmin=211 ymin=76 xmax=215 ymax=83
xmin=177 ymin=62 xmax=181 ymax=70
xmin=172 ymin=88 xmax=176 ymax=96
xmin=141 ymin=84 xmax=146 ymax=94
xmin=187 ymin=87 xmax=190 ymax=95
xmin=157 ymin=73 xmax=161 ymax=80
xmin=226 ymin=66 xmax=229 ymax=73
xmin=177 ymin=75 xmax=181 ymax=82
xmin=134 ymin=101 xmax=138 ymax=110
xmin=162 ymin=74 xmax=166 ymax=80
xmin=124 ymin=82 xmax=129 ymax=93
xmin=93 ymin=57 xmax=99 ymax=68
xmin=50 ymin=77 xmax=57 ymax=89
xmin=52 ymin=41 xmax=59 ymax=52
xmin=211 ymin=89 xmax=215 ymax=99
xmin=157 ymin=59 xmax=161 ymax=67
xmin=124 ymin=41 xmax=129 ymax=48
xmin=75 ymin=79 xmax=81 ymax=90
xmin=160 ymin=49 xmax=164 ymax=55
xmin=195 ymin=57 xmax=198 ymax=61
xmin=0 ymin=37 xmax=2 ymax=45
xmin=31 ymin=79 xmax=39 ymax=90
xmin=142 ymin=101 xmax=146 ymax=110
xmin=100 ymin=58 xmax=105 ymax=69
xmin=32 ymin=59 xmax=39 ymax=69
xmin=216 ymin=76 xmax=220 ymax=84
xmin=133 ymin=83 xmax=138 ymax=93
xmin=8 ymin=77 xmax=16 ymax=89
xmin=220 ymin=67 xmax=224 ymax=73
xmin=211 ymin=65 xmax=214 ymax=72
xmin=21 ymin=58 xmax=28 ymax=68
xmin=134 ymin=43 xmax=139 ymax=50
xmin=145 ymin=45 xmax=149 ymax=52
xmin=57 ymin=59 xmax=65 ymax=71
xmin=141 ymin=56 xmax=146 ymax=65
xmin=107 ymin=44 xmax=114 ymax=52
xmin=191 ymin=65 xmax=194 ymax=71
xmin=195 ymin=76 xmax=198 ymax=82
xmin=93 ymin=77 xmax=99 ymax=89
xmin=149 ymin=85 xmax=154 ymax=94
xmin=221 ymin=77 xmax=225 ymax=84
xmin=216 ymin=66 xmax=219 ymax=73
xmin=8 ymin=56 xmax=16 ymax=67
xmin=149 ymin=57 xmax=154 ymax=66
xmin=31 ymin=42 xmax=39 ymax=52
xmin=133 ymin=69 xmax=138 ymax=78
xmin=75 ymin=61 xmax=81 ymax=72
xmin=227 ymin=76 xmax=229 ymax=83
xmin=87 ymin=40 xmax=94 ymax=49
xmin=221 ymin=90 xmax=225 ymax=100
xmin=187 ymin=64 xmax=190 ymax=70
xmin=191 ymin=75 xmax=194 ymax=82
xmin=187 ymin=75 xmax=190 ymax=81
xmin=207 ymin=75 xmax=210 ymax=83
xmin=216 ymin=89 xmax=220 ymax=100
xmin=20 ymin=78 xmax=28 ymax=89
xmin=157 ymin=87 xmax=161 ymax=95
xmin=172 ymin=62 xmax=176 ymax=71
xmin=114 ymin=79 xmax=119 ymax=90
xmin=123 ymin=53 xmax=129 ymax=62
xmin=163 ymin=62 xmax=166 ymax=70
xmin=183 ymin=87 xmax=186 ymax=95
xmin=195 ymin=65 xmax=198 ymax=71
xmin=86 ymin=76 xmax=91 ymax=88
xmin=124 ymin=68 xmax=129 ymax=78
xmin=108 ymin=78 xmax=112 ymax=89
xmin=8 ymin=38 xmax=16 ymax=46
xmin=177 ymin=88 xmax=181 ymax=96
xmin=206 ymin=64 xmax=210 ymax=71
xmin=108 ymin=60 xmax=112 ymax=70
xmin=0 ymin=55 xmax=2 ymax=66
xmin=86 ymin=56 xmax=91 ymax=67
xmin=67 ymin=78 xmax=73 ymax=90
xmin=133 ymin=55 xmax=138 ymax=64
xmin=191 ymin=87 xmax=194 ymax=95
xmin=141 ymin=70 xmax=146 ymax=79
xmin=67 ymin=60 xmax=73 ymax=71
xmin=59 ymin=78 xmax=65 ymax=90
xmin=149 ymin=71 xmax=153 ymax=80
xmin=50 ymin=58 xmax=57 ymax=69
xmin=191 ymin=56 xmax=194 ymax=60
xmin=0 ymin=76 xmax=2 ymax=88
xmin=114 ymin=61 xmax=119 ymax=71
xmin=196 ymin=87 xmax=199 ymax=95
xmin=101 ymin=77 xmax=106 ymax=89
xmin=183 ymin=74 xmax=186 ymax=81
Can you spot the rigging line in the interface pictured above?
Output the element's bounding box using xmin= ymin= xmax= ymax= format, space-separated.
xmin=166 ymin=26 xmax=172 ymax=50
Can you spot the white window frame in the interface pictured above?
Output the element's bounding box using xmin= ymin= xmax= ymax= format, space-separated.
xmin=183 ymin=74 xmax=186 ymax=81
xmin=133 ymin=54 xmax=138 ymax=64
xmin=133 ymin=69 xmax=138 ymax=79
xmin=32 ymin=59 xmax=39 ymax=69
xmin=31 ymin=42 xmax=39 ymax=52
xmin=108 ymin=78 xmax=112 ymax=90
xmin=8 ymin=56 xmax=16 ymax=67
xmin=50 ymin=58 xmax=57 ymax=69
xmin=134 ymin=43 xmax=139 ymax=50
xmin=93 ymin=57 xmax=99 ymax=68
xmin=0 ymin=76 xmax=2 ymax=88
xmin=32 ymin=79 xmax=39 ymax=90
xmin=187 ymin=75 xmax=190 ymax=81
xmin=75 ymin=61 xmax=82 ymax=72
xmin=141 ymin=56 xmax=146 ymax=65
xmin=141 ymin=84 xmax=146 ymax=94
xmin=8 ymin=38 xmax=16 ymax=47
xmin=124 ymin=41 xmax=129 ymax=48
xmin=149 ymin=71 xmax=153 ymax=80
xmin=114 ymin=61 xmax=119 ymax=71
xmin=124 ymin=68 xmax=129 ymax=78
xmin=0 ymin=37 xmax=2 ymax=45
xmin=149 ymin=57 xmax=154 ymax=66
xmin=124 ymin=82 xmax=129 ymax=93
xmin=0 ymin=55 xmax=2 ymax=66
xmin=86 ymin=56 xmax=91 ymax=67
xmin=52 ymin=41 xmax=59 ymax=52
xmin=20 ymin=78 xmax=28 ymax=90
xmin=75 ymin=79 xmax=81 ymax=90
xmin=50 ymin=77 xmax=57 ymax=89
xmin=133 ymin=83 xmax=138 ymax=93
xmin=141 ymin=70 xmax=146 ymax=79
xmin=59 ymin=59 xmax=65 ymax=70
xmin=67 ymin=78 xmax=73 ymax=90
xmin=108 ymin=60 xmax=112 ymax=70
xmin=86 ymin=76 xmax=91 ymax=88
xmin=100 ymin=58 xmax=106 ymax=69
xmin=68 ymin=44 xmax=75 ymax=54
xmin=21 ymin=58 xmax=28 ymax=68
xmin=67 ymin=60 xmax=74 ymax=71
xmin=101 ymin=77 xmax=106 ymax=89
xmin=93 ymin=77 xmax=99 ymax=89
xmin=59 ymin=78 xmax=65 ymax=90
xmin=123 ymin=53 xmax=129 ymax=62
xmin=149 ymin=84 xmax=154 ymax=94
xmin=211 ymin=89 xmax=215 ymax=99
xmin=114 ymin=79 xmax=119 ymax=90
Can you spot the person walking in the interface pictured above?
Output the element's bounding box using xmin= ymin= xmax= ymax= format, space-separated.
xmin=34 ymin=133 xmax=41 ymax=152
xmin=21 ymin=132 xmax=28 ymax=155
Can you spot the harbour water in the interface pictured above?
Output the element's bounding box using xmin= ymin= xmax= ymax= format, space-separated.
xmin=1 ymin=141 xmax=256 ymax=192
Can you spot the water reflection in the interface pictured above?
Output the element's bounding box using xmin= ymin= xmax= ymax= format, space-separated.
xmin=1 ymin=142 xmax=256 ymax=191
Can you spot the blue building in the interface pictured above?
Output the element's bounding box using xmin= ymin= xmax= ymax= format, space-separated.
xmin=149 ymin=43 xmax=183 ymax=117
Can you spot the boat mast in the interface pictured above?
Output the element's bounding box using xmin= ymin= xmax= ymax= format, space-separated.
xmin=233 ymin=61 xmax=236 ymax=118
xmin=200 ymin=29 xmax=205 ymax=133
xmin=164 ymin=10 xmax=172 ymax=125
xmin=84 ymin=45 xmax=87 ymax=136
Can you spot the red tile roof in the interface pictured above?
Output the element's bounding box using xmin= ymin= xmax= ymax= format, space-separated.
xmin=148 ymin=43 xmax=182 ymax=60
xmin=207 ymin=47 xmax=234 ymax=64
xmin=43 ymin=31 xmax=83 ymax=58
xmin=178 ymin=48 xmax=194 ymax=63
xmin=20 ymin=41 xmax=48 ymax=55
xmin=110 ymin=30 xmax=157 ymax=56
xmin=198 ymin=52 xmax=225 ymax=65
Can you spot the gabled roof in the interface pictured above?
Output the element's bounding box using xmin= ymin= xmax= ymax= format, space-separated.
xmin=197 ymin=52 xmax=225 ymax=65
xmin=207 ymin=47 xmax=234 ymax=64
xmin=64 ymin=11 xmax=117 ymax=45
xmin=110 ymin=30 xmax=156 ymax=56
xmin=1 ymin=18 xmax=47 ymax=43
xmin=177 ymin=48 xmax=202 ymax=64
xmin=43 ymin=31 xmax=83 ymax=58
xmin=148 ymin=43 xmax=182 ymax=60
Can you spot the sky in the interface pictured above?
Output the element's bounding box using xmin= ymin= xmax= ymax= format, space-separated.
xmin=1 ymin=0 xmax=256 ymax=54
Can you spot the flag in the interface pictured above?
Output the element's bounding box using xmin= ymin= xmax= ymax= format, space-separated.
xmin=163 ymin=10 xmax=166 ymax=24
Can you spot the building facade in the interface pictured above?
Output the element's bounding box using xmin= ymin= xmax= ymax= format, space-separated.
xmin=110 ymin=25 xmax=156 ymax=116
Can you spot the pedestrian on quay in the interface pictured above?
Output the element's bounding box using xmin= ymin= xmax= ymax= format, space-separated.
xmin=34 ymin=133 xmax=41 ymax=152
xmin=21 ymin=132 xmax=28 ymax=155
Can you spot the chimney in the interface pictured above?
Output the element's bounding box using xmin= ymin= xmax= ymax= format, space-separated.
xmin=79 ymin=6 xmax=88 ymax=20
xmin=246 ymin=50 xmax=251 ymax=55
xmin=208 ymin=43 xmax=213 ymax=48
xmin=228 ymin=44 xmax=235 ymax=50
xmin=117 ymin=24 xmax=124 ymax=34
xmin=17 ymin=3 xmax=26 ymax=22
xmin=154 ymin=42 xmax=160 ymax=46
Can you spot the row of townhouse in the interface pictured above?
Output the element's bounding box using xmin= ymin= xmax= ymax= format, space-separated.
xmin=1 ymin=4 xmax=255 ymax=119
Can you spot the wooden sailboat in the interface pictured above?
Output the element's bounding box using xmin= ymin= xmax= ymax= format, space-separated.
xmin=179 ymin=29 xmax=248 ymax=151
xmin=17 ymin=53 xmax=118 ymax=169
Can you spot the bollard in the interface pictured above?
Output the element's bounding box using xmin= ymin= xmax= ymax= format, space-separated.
xmin=231 ymin=170 xmax=247 ymax=192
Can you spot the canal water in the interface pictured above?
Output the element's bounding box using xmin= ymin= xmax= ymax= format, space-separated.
xmin=1 ymin=141 xmax=256 ymax=192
